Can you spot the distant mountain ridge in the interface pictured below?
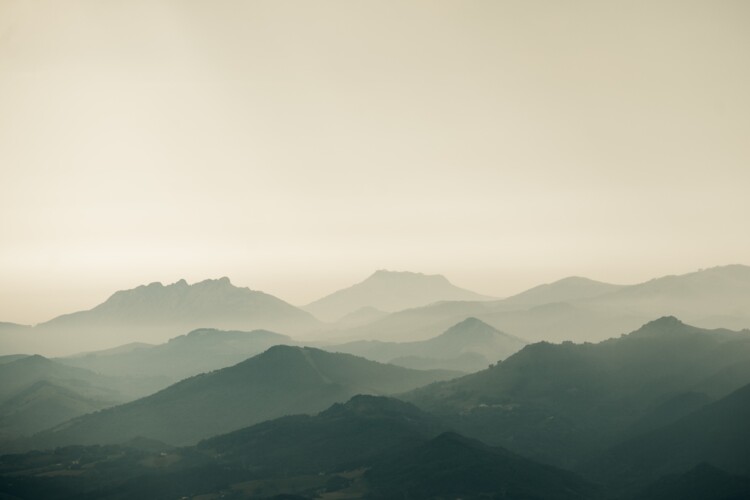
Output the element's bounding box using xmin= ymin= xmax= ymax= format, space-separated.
xmin=327 ymin=264 xmax=750 ymax=343
xmin=584 ymin=264 xmax=750 ymax=329
xmin=59 ymin=328 xmax=295 ymax=384
xmin=304 ymin=270 xmax=495 ymax=321
xmin=0 ymin=278 xmax=321 ymax=356
xmin=43 ymin=277 xmax=318 ymax=330
xmin=500 ymin=276 xmax=624 ymax=307
xmin=3 ymin=264 xmax=750 ymax=353
xmin=0 ymin=355 xmax=159 ymax=442
xmin=328 ymin=317 xmax=526 ymax=372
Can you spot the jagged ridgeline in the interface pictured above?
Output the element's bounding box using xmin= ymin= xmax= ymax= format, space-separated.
xmin=1 ymin=278 xmax=322 ymax=356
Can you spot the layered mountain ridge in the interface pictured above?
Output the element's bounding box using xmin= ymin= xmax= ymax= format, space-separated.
xmin=304 ymin=270 xmax=495 ymax=321
xmin=26 ymin=346 xmax=459 ymax=449
xmin=0 ymin=278 xmax=321 ymax=356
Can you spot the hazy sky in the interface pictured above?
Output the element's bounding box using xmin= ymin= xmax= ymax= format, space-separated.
xmin=1 ymin=1 xmax=749 ymax=324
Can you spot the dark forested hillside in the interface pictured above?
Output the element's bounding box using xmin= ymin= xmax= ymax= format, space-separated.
xmin=404 ymin=317 xmax=750 ymax=468
xmin=27 ymin=346 xmax=458 ymax=448
xmin=0 ymin=396 xmax=597 ymax=500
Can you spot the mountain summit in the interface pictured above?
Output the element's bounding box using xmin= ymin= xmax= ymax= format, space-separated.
xmin=304 ymin=270 xmax=494 ymax=321
xmin=18 ymin=278 xmax=321 ymax=355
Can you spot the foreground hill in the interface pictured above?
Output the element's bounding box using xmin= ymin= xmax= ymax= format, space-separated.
xmin=328 ymin=317 xmax=526 ymax=372
xmin=60 ymin=328 xmax=294 ymax=384
xmin=28 ymin=346 xmax=459 ymax=448
xmin=198 ymin=395 xmax=447 ymax=476
xmin=0 ymin=278 xmax=320 ymax=356
xmin=591 ymin=381 xmax=750 ymax=492
xmin=0 ymin=396 xmax=597 ymax=500
xmin=304 ymin=270 xmax=494 ymax=321
xmin=405 ymin=317 xmax=750 ymax=468
xmin=636 ymin=463 xmax=750 ymax=500
xmin=0 ymin=356 xmax=157 ymax=442
xmin=366 ymin=431 xmax=598 ymax=500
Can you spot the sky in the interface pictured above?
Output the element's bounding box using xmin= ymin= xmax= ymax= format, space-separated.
xmin=1 ymin=0 xmax=749 ymax=325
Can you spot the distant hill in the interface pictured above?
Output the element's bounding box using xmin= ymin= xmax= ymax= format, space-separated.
xmin=334 ymin=306 xmax=389 ymax=327
xmin=304 ymin=270 xmax=494 ymax=321
xmin=0 ymin=322 xmax=29 ymax=332
xmin=0 ymin=355 xmax=130 ymax=403
xmin=329 ymin=265 xmax=750 ymax=344
xmin=1 ymin=278 xmax=321 ymax=356
xmin=29 ymin=346 xmax=459 ymax=448
xmin=60 ymin=328 xmax=294 ymax=384
xmin=0 ymin=354 xmax=29 ymax=365
xmin=500 ymin=276 xmax=624 ymax=308
xmin=0 ymin=356 xmax=157 ymax=442
xmin=404 ymin=317 xmax=750 ymax=468
xmin=0 ymin=381 xmax=115 ymax=440
xmin=328 ymin=317 xmax=526 ymax=372
xmin=0 ymin=396 xmax=597 ymax=500
xmin=334 ymin=299 xmax=501 ymax=342
xmin=335 ymin=297 xmax=644 ymax=344
xmin=584 ymin=264 xmax=750 ymax=330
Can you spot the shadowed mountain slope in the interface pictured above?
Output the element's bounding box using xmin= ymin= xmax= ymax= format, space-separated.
xmin=591 ymin=381 xmax=750 ymax=490
xmin=29 ymin=346 xmax=459 ymax=448
xmin=636 ymin=463 xmax=750 ymax=500
xmin=404 ymin=317 xmax=750 ymax=468
xmin=198 ymin=395 xmax=447 ymax=476
xmin=366 ymin=431 xmax=599 ymax=500
xmin=0 ymin=396 xmax=597 ymax=500
xmin=0 ymin=356 xmax=157 ymax=442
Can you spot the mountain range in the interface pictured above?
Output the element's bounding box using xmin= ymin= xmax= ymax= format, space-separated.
xmin=4 ymin=265 xmax=750 ymax=356
xmin=405 ymin=317 xmax=750 ymax=468
xmin=0 ymin=278 xmax=321 ymax=356
xmin=59 ymin=318 xmax=517 ymax=384
xmin=59 ymin=328 xmax=295 ymax=384
xmin=329 ymin=264 xmax=750 ymax=343
xmin=3 ymin=313 xmax=750 ymax=498
xmin=24 ymin=346 xmax=459 ymax=449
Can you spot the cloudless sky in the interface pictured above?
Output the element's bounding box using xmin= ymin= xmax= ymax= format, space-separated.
xmin=1 ymin=0 xmax=749 ymax=324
